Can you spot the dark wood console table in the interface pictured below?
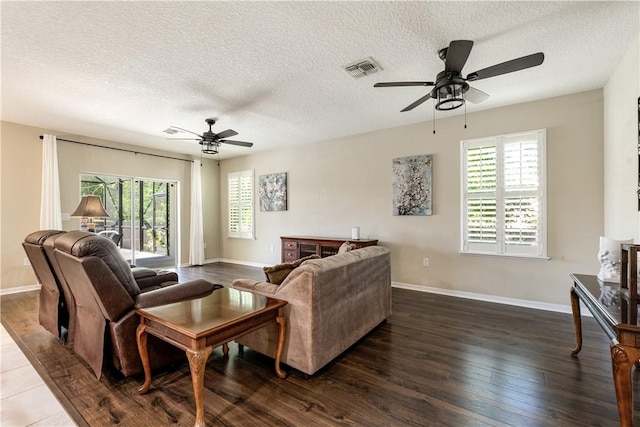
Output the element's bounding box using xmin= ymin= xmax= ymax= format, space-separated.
xmin=570 ymin=273 xmax=640 ymax=426
xmin=281 ymin=236 xmax=378 ymax=262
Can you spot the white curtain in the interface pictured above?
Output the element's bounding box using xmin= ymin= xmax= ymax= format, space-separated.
xmin=189 ymin=160 xmax=205 ymax=265
xmin=40 ymin=134 xmax=62 ymax=230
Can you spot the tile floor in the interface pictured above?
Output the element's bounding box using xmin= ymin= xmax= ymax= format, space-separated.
xmin=0 ymin=324 xmax=77 ymax=426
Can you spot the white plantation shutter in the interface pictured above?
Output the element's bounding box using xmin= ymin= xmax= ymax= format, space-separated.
xmin=461 ymin=130 xmax=546 ymax=258
xmin=503 ymin=136 xmax=542 ymax=254
xmin=228 ymin=170 xmax=254 ymax=239
xmin=465 ymin=144 xmax=497 ymax=252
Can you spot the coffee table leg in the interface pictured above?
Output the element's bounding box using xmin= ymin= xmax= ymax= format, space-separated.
xmin=186 ymin=346 xmax=213 ymax=427
xmin=136 ymin=324 xmax=152 ymax=394
xmin=570 ymin=287 xmax=583 ymax=355
xmin=275 ymin=307 xmax=287 ymax=379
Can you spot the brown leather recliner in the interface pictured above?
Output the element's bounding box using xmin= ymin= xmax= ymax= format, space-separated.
xmin=22 ymin=230 xmax=72 ymax=342
xmin=23 ymin=230 xmax=182 ymax=349
xmin=52 ymin=230 xmax=218 ymax=379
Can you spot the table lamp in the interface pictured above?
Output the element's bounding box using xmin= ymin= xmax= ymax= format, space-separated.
xmin=71 ymin=195 xmax=110 ymax=232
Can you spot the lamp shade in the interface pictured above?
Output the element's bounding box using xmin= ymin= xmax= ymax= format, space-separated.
xmin=71 ymin=195 xmax=110 ymax=218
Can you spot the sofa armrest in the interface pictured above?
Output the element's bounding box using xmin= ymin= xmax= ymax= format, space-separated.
xmin=134 ymin=280 xmax=220 ymax=309
xmin=232 ymin=279 xmax=279 ymax=296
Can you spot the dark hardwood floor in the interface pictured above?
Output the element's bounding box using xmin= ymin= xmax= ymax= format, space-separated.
xmin=1 ymin=263 xmax=637 ymax=426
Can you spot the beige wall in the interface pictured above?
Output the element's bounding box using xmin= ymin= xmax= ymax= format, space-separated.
xmin=1 ymin=89 xmax=607 ymax=305
xmin=0 ymin=121 xmax=220 ymax=290
xmin=221 ymin=90 xmax=604 ymax=306
xmin=603 ymin=35 xmax=639 ymax=241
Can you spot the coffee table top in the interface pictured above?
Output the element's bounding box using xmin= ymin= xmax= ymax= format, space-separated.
xmin=136 ymin=287 xmax=285 ymax=339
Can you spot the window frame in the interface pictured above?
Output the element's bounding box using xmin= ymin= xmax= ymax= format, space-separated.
xmin=460 ymin=129 xmax=547 ymax=259
xmin=227 ymin=169 xmax=255 ymax=239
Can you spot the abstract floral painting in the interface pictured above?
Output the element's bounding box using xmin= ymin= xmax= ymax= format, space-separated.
xmin=259 ymin=172 xmax=287 ymax=212
xmin=392 ymin=155 xmax=432 ymax=216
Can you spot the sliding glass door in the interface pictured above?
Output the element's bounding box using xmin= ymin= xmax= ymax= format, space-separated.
xmin=134 ymin=179 xmax=176 ymax=268
xmin=79 ymin=174 xmax=178 ymax=268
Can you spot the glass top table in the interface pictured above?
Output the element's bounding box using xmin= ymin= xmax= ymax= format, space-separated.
xmin=136 ymin=287 xmax=287 ymax=427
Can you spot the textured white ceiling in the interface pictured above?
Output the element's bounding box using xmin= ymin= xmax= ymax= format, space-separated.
xmin=2 ymin=1 xmax=639 ymax=159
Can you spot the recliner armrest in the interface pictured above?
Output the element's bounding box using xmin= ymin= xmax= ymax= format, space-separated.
xmin=133 ymin=280 xmax=220 ymax=309
xmin=136 ymin=271 xmax=180 ymax=291
xmin=131 ymin=267 xmax=156 ymax=280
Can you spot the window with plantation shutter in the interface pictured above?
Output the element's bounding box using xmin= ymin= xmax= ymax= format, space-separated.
xmin=461 ymin=129 xmax=547 ymax=258
xmin=228 ymin=170 xmax=254 ymax=239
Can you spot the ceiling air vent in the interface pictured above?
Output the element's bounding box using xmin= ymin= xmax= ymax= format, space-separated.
xmin=343 ymin=57 xmax=383 ymax=79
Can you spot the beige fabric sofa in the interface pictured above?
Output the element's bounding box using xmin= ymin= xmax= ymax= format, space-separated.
xmin=232 ymin=245 xmax=391 ymax=376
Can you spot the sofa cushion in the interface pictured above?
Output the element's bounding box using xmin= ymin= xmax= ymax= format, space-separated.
xmin=263 ymin=254 xmax=320 ymax=285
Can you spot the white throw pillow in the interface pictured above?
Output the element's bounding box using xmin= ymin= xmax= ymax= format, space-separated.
xmin=597 ymin=236 xmax=634 ymax=283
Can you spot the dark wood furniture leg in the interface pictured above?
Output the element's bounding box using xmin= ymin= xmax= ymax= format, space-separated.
xmin=186 ymin=346 xmax=214 ymax=427
xmin=611 ymin=344 xmax=640 ymax=427
xmin=570 ymin=288 xmax=583 ymax=355
xmin=136 ymin=324 xmax=152 ymax=394
xmin=274 ymin=307 xmax=287 ymax=379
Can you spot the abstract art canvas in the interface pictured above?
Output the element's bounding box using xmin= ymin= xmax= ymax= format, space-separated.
xmin=259 ymin=172 xmax=287 ymax=212
xmin=392 ymin=154 xmax=432 ymax=216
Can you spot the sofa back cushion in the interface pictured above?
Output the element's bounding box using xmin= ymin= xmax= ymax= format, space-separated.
xmin=263 ymin=254 xmax=320 ymax=285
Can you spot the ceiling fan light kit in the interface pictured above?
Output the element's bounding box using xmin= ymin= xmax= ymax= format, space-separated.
xmin=166 ymin=118 xmax=254 ymax=155
xmin=435 ymin=81 xmax=467 ymax=111
xmin=201 ymin=141 xmax=219 ymax=155
xmin=374 ymin=40 xmax=545 ymax=127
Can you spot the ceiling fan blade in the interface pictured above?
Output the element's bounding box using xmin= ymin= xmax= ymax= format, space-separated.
xmin=167 ymin=137 xmax=203 ymax=141
xmin=215 ymin=129 xmax=239 ymax=139
xmin=445 ymin=40 xmax=474 ymax=73
xmin=401 ymin=93 xmax=433 ymax=112
xmin=374 ymin=81 xmax=434 ymax=87
xmin=220 ymin=139 xmax=253 ymax=148
xmin=168 ymin=126 xmax=203 ymax=139
xmin=465 ymin=86 xmax=490 ymax=104
xmin=466 ymin=52 xmax=544 ymax=81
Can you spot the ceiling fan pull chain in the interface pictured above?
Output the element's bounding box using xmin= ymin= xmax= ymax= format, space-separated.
xmin=463 ymin=90 xmax=467 ymax=128
xmin=432 ymin=99 xmax=436 ymax=134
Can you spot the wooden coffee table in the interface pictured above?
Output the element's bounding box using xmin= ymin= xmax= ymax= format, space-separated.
xmin=135 ymin=287 xmax=287 ymax=427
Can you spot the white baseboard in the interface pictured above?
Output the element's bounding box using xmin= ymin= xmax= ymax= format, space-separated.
xmin=179 ymin=258 xmax=223 ymax=267
xmin=391 ymin=281 xmax=574 ymax=314
xmin=217 ymin=258 xmax=269 ymax=268
xmin=1 ymin=284 xmax=40 ymax=296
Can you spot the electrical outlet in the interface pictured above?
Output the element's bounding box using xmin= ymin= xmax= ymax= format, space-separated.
xmin=204 ymin=242 xmax=207 ymax=248
xmin=23 ymin=257 xmax=31 ymax=267
xmin=269 ymin=245 xmax=274 ymax=252
xmin=422 ymin=258 xmax=429 ymax=267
